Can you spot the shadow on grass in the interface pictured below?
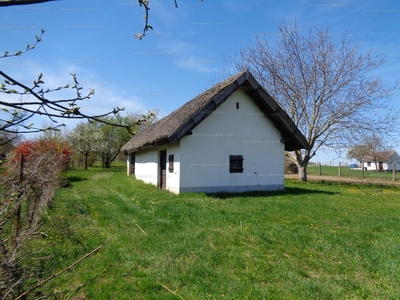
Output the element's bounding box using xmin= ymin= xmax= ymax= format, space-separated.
xmin=89 ymin=165 xmax=126 ymax=172
xmin=208 ymin=186 xmax=337 ymax=199
xmin=60 ymin=175 xmax=88 ymax=188
xmin=65 ymin=175 xmax=87 ymax=183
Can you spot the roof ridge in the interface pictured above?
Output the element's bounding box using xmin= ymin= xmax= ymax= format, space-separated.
xmin=121 ymin=70 xmax=308 ymax=154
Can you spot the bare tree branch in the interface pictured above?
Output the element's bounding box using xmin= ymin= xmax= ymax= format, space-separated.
xmin=135 ymin=0 xmax=200 ymax=39
xmin=0 ymin=0 xmax=54 ymax=6
xmin=0 ymin=29 xmax=134 ymax=134
xmin=231 ymin=20 xmax=399 ymax=181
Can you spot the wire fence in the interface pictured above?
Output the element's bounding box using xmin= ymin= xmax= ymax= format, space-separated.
xmin=307 ymin=164 xmax=398 ymax=181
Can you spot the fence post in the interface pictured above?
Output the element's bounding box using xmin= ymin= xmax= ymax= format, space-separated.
xmin=361 ymin=161 xmax=364 ymax=179
xmin=338 ymin=162 xmax=341 ymax=177
xmin=393 ymin=162 xmax=396 ymax=181
xmin=319 ymin=162 xmax=321 ymax=176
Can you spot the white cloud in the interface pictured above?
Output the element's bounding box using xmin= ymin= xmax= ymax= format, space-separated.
xmin=158 ymin=41 xmax=223 ymax=73
xmin=176 ymin=56 xmax=223 ymax=73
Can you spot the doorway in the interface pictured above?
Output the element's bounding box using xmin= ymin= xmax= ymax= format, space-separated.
xmin=158 ymin=150 xmax=167 ymax=190
xmin=129 ymin=153 xmax=135 ymax=175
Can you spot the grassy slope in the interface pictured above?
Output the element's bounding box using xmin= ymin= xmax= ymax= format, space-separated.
xmin=36 ymin=165 xmax=400 ymax=299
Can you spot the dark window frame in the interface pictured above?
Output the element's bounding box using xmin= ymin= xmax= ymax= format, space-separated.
xmin=230 ymin=155 xmax=243 ymax=173
xmin=168 ymin=154 xmax=174 ymax=173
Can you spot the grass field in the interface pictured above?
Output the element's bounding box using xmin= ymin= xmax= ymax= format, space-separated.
xmin=306 ymin=165 xmax=398 ymax=181
xmin=32 ymin=165 xmax=400 ymax=299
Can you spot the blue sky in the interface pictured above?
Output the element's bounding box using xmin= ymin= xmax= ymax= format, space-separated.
xmin=1 ymin=0 xmax=399 ymax=164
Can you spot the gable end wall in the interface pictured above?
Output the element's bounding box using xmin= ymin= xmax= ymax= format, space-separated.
xmin=179 ymin=89 xmax=285 ymax=193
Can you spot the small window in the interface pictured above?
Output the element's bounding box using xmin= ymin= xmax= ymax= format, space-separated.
xmin=367 ymin=162 xmax=371 ymax=167
xmin=168 ymin=154 xmax=174 ymax=173
xmin=236 ymin=102 xmax=239 ymax=109
xmin=230 ymin=155 xmax=243 ymax=173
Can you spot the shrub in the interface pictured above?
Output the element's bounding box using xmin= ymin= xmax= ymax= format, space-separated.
xmin=0 ymin=137 xmax=72 ymax=298
xmin=11 ymin=138 xmax=72 ymax=170
xmin=285 ymin=161 xmax=299 ymax=174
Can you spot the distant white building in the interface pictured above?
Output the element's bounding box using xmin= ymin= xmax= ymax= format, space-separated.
xmin=361 ymin=151 xmax=400 ymax=171
xmin=121 ymin=71 xmax=308 ymax=194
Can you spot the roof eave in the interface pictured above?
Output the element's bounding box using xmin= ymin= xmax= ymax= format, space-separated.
xmin=241 ymin=75 xmax=309 ymax=151
xmin=169 ymin=74 xmax=244 ymax=143
xmin=121 ymin=70 xmax=309 ymax=154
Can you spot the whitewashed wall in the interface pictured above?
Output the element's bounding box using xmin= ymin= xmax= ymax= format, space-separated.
xmin=363 ymin=162 xmax=389 ymax=171
xmin=165 ymin=142 xmax=181 ymax=194
xmin=179 ymin=88 xmax=284 ymax=193
xmin=134 ymin=148 xmax=159 ymax=186
xmin=126 ymin=154 xmax=132 ymax=176
xmin=131 ymin=143 xmax=181 ymax=193
xmin=362 ymin=152 xmax=400 ymax=171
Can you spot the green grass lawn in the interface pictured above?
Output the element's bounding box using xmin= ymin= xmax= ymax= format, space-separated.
xmin=34 ymin=165 xmax=400 ymax=299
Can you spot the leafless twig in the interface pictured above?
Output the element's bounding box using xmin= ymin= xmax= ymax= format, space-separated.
xmin=15 ymin=236 xmax=114 ymax=300
xmin=157 ymin=280 xmax=185 ymax=300
xmin=65 ymin=263 xmax=113 ymax=300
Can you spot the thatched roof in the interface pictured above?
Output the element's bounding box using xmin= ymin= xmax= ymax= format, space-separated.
xmin=121 ymin=70 xmax=309 ymax=154
xmin=361 ymin=151 xmax=397 ymax=162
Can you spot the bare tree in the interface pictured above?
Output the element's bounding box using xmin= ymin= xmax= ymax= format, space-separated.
xmin=347 ymin=133 xmax=394 ymax=170
xmin=0 ymin=131 xmax=19 ymax=147
xmin=346 ymin=144 xmax=370 ymax=163
xmin=232 ymin=20 xmax=399 ymax=181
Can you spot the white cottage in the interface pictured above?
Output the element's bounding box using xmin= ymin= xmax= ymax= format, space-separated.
xmin=121 ymin=71 xmax=308 ymax=194
xmin=361 ymin=151 xmax=400 ymax=171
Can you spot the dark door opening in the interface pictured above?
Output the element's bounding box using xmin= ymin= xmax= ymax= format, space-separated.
xmin=158 ymin=150 xmax=167 ymax=190
xmin=129 ymin=153 xmax=135 ymax=175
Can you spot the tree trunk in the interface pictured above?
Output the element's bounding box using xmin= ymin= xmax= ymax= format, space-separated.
xmin=84 ymin=155 xmax=88 ymax=170
xmin=287 ymin=150 xmax=311 ymax=182
xmin=296 ymin=152 xmax=310 ymax=182
xmin=298 ymin=165 xmax=308 ymax=181
xmin=104 ymin=160 xmax=111 ymax=169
